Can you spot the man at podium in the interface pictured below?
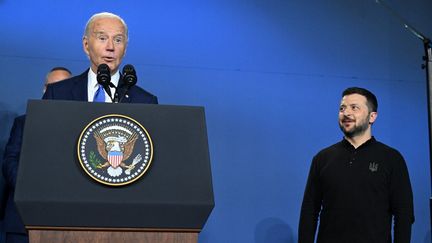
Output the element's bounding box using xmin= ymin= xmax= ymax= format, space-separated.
xmin=43 ymin=12 xmax=158 ymax=104
xmin=2 ymin=12 xmax=158 ymax=243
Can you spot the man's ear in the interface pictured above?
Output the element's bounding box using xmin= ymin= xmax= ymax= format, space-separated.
xmin=369 ymin=112 xmax=378 ymax=124
xmin=83 ymin=37 xmax=90 ymax=56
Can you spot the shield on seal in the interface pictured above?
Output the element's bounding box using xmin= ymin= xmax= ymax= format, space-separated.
xmin=108 ymin=151 xmax=123 ymax=168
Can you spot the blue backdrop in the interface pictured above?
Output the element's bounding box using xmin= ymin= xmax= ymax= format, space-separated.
xmin=0 ymin=0 xmax=431 ymax=242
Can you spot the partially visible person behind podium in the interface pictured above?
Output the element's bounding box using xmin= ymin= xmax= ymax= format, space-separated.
xmin=43 ymin=12 xmax=158 ymax=104
xmin=2 ymin=67 xmax=71 ymax=243
xmin=43 ymin=67 xmax=72 ymax=93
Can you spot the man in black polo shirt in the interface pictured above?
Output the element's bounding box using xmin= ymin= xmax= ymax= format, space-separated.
xmin=298 ymin=87 xmax=414 ymax=243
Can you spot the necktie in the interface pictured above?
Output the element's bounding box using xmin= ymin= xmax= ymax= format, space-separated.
xmin=93 ymin=85 xmax=105 ymax=102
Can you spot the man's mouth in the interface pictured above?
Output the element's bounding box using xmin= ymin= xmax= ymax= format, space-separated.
xmin=103 ymin=57 xmax=115 ymax=62
xmin=342 ymin=119 xmax=354 ymax=124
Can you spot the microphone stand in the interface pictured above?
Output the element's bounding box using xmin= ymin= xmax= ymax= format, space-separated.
xmin=113 ymin=90 xmax=120 ymax=103
xmin=376 ymin=0 xmax=432 ymax=232
xmin=101 ymin=82 xmax=117 ymax=103
xmin=107 ymin=81 xmax=119 ymax=103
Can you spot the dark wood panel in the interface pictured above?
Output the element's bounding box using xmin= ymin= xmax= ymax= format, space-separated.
xmin=29 ymin=230 xmax=198 ymax=243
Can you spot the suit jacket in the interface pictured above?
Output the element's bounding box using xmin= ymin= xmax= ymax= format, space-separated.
xmin=2 ymin=115 xmax=25 ymax=234
xmin=2 ymin=69 xmax=158 ymax=234
xmin=43 ymin=69 xmax=158 ymax=104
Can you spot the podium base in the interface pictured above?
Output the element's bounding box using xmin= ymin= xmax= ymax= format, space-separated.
xmin=28 ymin=228 xmax=198 ymax=243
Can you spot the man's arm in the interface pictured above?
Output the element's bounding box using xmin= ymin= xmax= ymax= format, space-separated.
xmin=298 ymin=156 xmax=322 ymax=243
xmin=390 ymin=151 xmax=414 ymax=243
xmin=2 ymin=116 xmax=25 ymax=189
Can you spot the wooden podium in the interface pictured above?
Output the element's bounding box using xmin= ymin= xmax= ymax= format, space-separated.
xmin=15 ymin=100 xmax=215 ymax=243
xmin=28 ymin=228 xmax=198 ymax=243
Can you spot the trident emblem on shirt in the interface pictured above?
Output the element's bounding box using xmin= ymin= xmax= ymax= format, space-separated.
xmin=369 ymin=162 xmax=379 ymax=172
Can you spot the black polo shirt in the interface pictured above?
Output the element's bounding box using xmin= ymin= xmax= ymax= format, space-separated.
xmin=299 ymin=137 xmax=414 ymax=243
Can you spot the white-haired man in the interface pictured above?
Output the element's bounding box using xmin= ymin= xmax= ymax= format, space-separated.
xmin=2 ymin=12 xmax=158 ymax=243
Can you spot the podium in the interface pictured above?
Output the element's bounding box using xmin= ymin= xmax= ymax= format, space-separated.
xmin=14 ymin=100 xmax=215 ymax=243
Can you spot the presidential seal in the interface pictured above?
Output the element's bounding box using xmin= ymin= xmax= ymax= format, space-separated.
xmin=77 ymin=114 xmax=153 ymax=186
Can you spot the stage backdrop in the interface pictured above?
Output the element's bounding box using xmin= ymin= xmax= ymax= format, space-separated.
xmin=0 ymin=0 xmax=431 ymax=242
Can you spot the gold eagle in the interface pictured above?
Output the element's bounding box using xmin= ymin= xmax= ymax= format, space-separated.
xmin=94 ymin=132 xmax=138 ymax=169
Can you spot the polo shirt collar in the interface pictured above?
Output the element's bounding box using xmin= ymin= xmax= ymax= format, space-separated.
xmin=341 ymin=136 xmax=376 ymax=150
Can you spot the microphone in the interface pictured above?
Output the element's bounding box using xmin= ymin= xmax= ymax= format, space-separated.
xmin=117 ymin=64 xmax=137 ymax=102
xmin=122 ymin=64 xmax=137 ymax=87
xmin=96 ymin=64 xmax=113 ymax=101
xmin=97 ymin=64 xmax=111 ymax=86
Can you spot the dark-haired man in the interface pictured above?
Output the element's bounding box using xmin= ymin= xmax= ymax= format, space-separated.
xmin=43 ymin=67 xmax=72 ymax=93
xmin=2 ymin=67 xmax=72 ymax=243
xmin=298 ymin=87 xmax=414 ymax=243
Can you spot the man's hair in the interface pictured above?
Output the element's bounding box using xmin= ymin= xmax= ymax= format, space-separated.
xmin=45 ymin=67 xmax=72 ymax=82
xmin=342 ymin=87 xmax=378 ymax=112
xmin=49 ymin=67 xmax=72 ymax=75
xmin=83 ymin=12 xmax=128 ymax=41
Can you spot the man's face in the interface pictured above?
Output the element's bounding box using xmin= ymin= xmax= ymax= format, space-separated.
xmin=338 ymin=93 xmax=377 ymax=138
xmin=83 ymin=17 xmax=127 ymax=74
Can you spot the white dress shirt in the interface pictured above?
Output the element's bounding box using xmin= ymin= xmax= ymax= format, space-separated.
xmin=87 ymin=68 xmax=120 ymax=102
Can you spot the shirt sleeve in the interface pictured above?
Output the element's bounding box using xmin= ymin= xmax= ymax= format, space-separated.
xmin=298 ymin=155 xmax=322 ymax=243
xmin=390 ymin=151 xmax=414 ymax=243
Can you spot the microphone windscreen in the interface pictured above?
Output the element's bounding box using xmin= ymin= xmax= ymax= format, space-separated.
xmin=97 ymin=64 xmax=111 ymax=85
xmin=122 ymin=64 xmax=137 ymax=87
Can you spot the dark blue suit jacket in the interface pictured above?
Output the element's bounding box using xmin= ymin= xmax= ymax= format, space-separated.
xmin=43 ymin=69 xmax=158 ymax=103
xmin=2 ymin=69 xmax=158 ymax=235
xmin=2 ymin=115 xmax=25 ymax=234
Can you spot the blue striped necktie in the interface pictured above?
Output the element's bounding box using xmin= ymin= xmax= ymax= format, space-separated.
xmin=93 ymin=85 xmax=105 ymax=102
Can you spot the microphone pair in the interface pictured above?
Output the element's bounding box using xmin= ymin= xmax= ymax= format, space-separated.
xmin=96 ymin=64 xmax=137 ymax=103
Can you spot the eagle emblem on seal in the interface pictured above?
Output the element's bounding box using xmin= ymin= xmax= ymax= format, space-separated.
xmin=94 ymin=131 xmax=140 ymax=177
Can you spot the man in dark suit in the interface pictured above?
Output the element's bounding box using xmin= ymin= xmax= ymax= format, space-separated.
xmin=1 ymin=115 xmax=25 ymax=243
xmin=2 ymin=12 xmax=157 ymax=243
xmin=1 ymin=67 xmax=72 ymax=243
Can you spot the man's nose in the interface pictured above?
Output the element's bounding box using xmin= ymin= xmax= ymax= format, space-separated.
xmin=342 ymin=108 xmax=353 ymax=116
xmin=105 ymin=39 xmax=114 ymax=51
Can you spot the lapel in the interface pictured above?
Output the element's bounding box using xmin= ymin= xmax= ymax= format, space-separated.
xmin=71 ymin=70 xmax=90 ymax=101
xmin=120 ymin=92 xmax=132 ymax=103
xmin=117 ymin=79 xmax=132 ymax=103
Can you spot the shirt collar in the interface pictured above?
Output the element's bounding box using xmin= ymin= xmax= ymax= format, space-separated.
xmin=87 ymin=68 xmax=121 ymax=102
xmin=88 ymin=68 xmax=120 ymax=88
xmin=341 ymin=136 xmax=376 ymax=150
